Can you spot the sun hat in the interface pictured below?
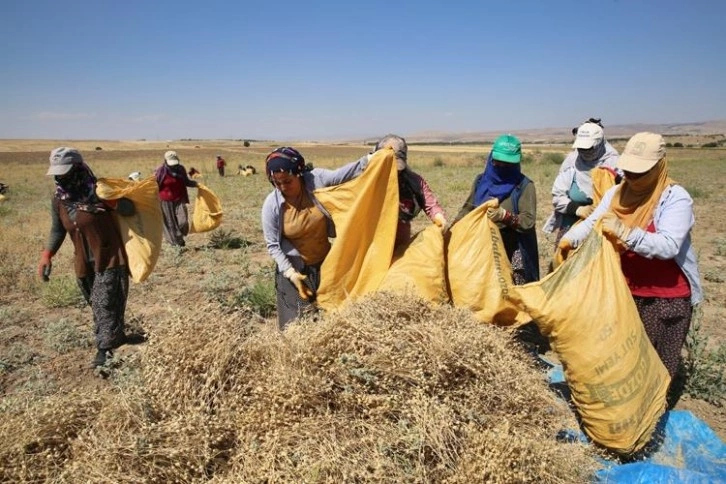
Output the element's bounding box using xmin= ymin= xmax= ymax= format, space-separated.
xmin=572 ymin=122 xmax=604 ymax=149
xmin=491 ymin=134 xmax=522 ymax=163
xmin=375 ymin=134 xmax=408 ymax=170
xmin=47 ymin=147 xmax=84 ymax=176
xmin=164 ymin=150 xmax=180 ymax=166
xmin=617 ymin=132 xmax=666 ymax=174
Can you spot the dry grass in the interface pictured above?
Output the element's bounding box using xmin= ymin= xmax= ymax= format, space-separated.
xmin=0 ymin=141 xmax=724 ymax=480
xmin=0 ymin=294 xmax=598 ymax=482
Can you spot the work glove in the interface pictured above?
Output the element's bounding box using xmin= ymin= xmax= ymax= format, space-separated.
xmin=38 ymin=249 xmax=54 ymax=281
xmin=552 ymin=239 xmax=574 ymax=270
xmin=486 ymin=207 xmax=508 ymax=223
xmin=575 ymin=204 xmax=595 ymax=219
xmin=433 ymin=212 xmax=447 ymax=228
xmin=283 ymin=267 xmax=314 ymax=301
xmin=601 ymin=212 xmax=632 ymax=245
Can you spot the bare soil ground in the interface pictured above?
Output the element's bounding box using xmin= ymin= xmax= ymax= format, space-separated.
xmin=0 ymin=140 xmax=723 ymax=446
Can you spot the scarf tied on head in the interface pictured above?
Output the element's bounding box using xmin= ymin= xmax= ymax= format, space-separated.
xmin=54 ymin=162 xmax=105 ymax=212
xmin=609 ymin=157 xmax=674 ymax=230
xmin=473 ymin=153 xmax=525 ymax=206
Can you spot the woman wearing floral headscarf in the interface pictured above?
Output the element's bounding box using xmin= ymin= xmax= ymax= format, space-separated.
xmin=261 ymin=147 xmax=369 ymax=329
xmin=38 ymin=147 xmax=132 ymax=369
xmin=453 ymin=134 xmax=539 ymax=285
xmin=560 ymin=132 xmax=703 ymax=391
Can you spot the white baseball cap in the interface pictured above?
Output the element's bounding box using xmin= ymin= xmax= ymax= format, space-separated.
xmin=572 ymin=122 xmax=604 ymax=149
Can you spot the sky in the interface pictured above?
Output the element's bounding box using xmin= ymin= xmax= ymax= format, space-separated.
xmin=1 ymin=0 xmax=724 ymax=141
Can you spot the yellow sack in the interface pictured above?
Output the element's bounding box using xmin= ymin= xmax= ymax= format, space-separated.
xmin=508 ymin=228 xmax=670 ymax=454
xmin=447 ymin=200 xmax=530 ymax=326
xmin=553 ymin=167 xmax=618 ymax=267
xmin=189 ymin=184 xmax=223 ymax=234
xmin=95 ymin=177 xmax=163 ymax=283
xmin=378 ymin=224 xmax=448 ymax=304
xmin=314 ymin=149 xmax=399 ymax=310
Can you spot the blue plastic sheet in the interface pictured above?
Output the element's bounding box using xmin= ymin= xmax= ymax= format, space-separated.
xmin=544 ymin=359 xmax=726 ymax=483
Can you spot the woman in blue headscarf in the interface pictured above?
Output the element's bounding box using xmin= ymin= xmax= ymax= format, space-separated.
xmin=452 ymin=134 xmax=539 ymax=284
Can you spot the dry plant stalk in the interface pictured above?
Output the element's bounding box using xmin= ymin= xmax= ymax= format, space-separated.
xmin=0 ymin=295 xmax=598 ymax=483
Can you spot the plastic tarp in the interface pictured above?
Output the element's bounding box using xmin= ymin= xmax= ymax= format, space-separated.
xmin=546 ymin=363 xmax=726 ymax=482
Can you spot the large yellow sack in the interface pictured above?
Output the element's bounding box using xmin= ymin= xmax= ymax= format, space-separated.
xmin=553 ymin=167 xmax=618 ymax=267
xmin=314 ymin=149 xmax=399 ymax=310
xmin=508 ymin=228 xmax=670 ymax=454
xmin=95 ymin=177 xmax=163 ymax=283
xmin=447 ymin=200 xmax=530 ymax=326
xmin=378 ymin=224 xmax=448 ymax=304
xmin=189 ymin=184 xmax=223 ymax=234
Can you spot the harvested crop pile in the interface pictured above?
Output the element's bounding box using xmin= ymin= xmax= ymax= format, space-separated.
xmin=0 ymin=294 xmax=598 ymax=482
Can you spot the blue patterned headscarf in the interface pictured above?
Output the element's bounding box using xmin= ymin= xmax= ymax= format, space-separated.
xmin=472 ymin=152 xmax=525 ymax=206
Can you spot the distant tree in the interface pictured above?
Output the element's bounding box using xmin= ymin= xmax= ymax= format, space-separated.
xmin=95 ymin=146 xmax=103 ymax=151
xmin=674 ymin=142 xmax=684 ymax=148
xmin=243 ymin=140 xmax=251 ymax=147
xmin=702 ymin=142 xmax=719 ymax=148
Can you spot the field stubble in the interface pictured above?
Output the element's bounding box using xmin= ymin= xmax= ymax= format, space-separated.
xmin=0 ymin=140 xmax=724 ymax=479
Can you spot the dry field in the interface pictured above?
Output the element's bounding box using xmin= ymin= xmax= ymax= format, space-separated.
xmin=0 ymin=139 xmax=723 ymax=479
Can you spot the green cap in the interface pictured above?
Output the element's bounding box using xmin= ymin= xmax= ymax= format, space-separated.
xmin=491 ymin=134 xmax=522 ymax=163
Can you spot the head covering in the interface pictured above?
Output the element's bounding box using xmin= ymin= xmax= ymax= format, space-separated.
xmin=491 ymin=134 xmax=522 ymax=163
xmin=52 ymin=159 xmax=102 ymax=209
xmin=572 ymin=122 xmax=604 ymax=149
xmin=375 ymin=134 xmax=408 ymax=171
xmin=265 ymin=147 xmax=306 ymax=183
xmin=164 ymin=150 xmax=180 ymax=166
xmin=617 ymin=132 xmax=666 ymax=174
xmin=47 ymin=147 xmax=84 ymax=176
xmin=473 ymin=152 xmax=525 ymax=206
xmin=609 ymin=133 xmax=673 ymax=233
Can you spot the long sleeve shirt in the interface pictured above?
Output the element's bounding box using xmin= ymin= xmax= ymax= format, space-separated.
xmin=261 ymin=155 xmax=369 ymax=275
xmin=562 ymin=184 xmax=703 ymax=305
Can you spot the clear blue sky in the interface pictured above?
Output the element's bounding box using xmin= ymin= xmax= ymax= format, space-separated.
xmin=1 ymin=0 xmax=724 ymax=141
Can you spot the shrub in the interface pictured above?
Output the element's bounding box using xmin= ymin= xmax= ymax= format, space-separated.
xmin=209 ymin=229 xmax=250 ymax=250
xmin=233 ymin=279 xmax=276 ymax=317
xmin=43 ymin=318 xmax=92 ymax=353
xmin=702 ymin=142 xmax=719 ymax=148
xmin=542 ymin=152 xmax=565 ymax=165
xmin=673 ymin=142 xmax=684 ymax=148
xmin=432 ymin=157 xmax=445 ymax=167
xmin=41 ymin=276 xmax=84 ymax=308
xmin=95 ymin=146 xmax=103 ymax=151
xmin=682 ymin=306 xmax=726 ymax=406
xmin=243 ymin=140 xmax=251 ymax=147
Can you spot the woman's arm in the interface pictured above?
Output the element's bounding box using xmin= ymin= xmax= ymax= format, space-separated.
xmin=261 ymin=192 xmax=293 ymax=274
xmin=313 ymin=155 xmax=370 ymax=188
xmin=625 ymin=186 xmax=694 ymax=260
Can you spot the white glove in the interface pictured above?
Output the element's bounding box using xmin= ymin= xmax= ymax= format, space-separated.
xmin=283 ymin=267 xmax=314 ymax=300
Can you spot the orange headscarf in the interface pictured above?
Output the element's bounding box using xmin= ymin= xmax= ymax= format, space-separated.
xmin=609 ymin=157 xmax=674 ymax=229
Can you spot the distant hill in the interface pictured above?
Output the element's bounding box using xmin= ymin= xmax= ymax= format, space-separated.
xmin=396 ymin=120 xmax=726 ymax=144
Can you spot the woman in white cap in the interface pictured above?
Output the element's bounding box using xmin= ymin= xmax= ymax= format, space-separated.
xmin=373 ymin=134 xmax=447 ymax=249
xmin=559 ymin=132 xmax=703 ymax=400
xmin=38 ymin=147 xmax=135 ymax=369
xmin=543 ymin=120 xmax=620 ymax=249
xmin=155 ymin=150 xmax=198 ymax=247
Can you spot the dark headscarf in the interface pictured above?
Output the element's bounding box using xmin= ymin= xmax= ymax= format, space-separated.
xmin=265 ymin=147 xmax=308 ymax=184
xmin=54 ymin=162 xmax=105 ymax=212
xmin=473 ymin=153 xmax=525 ymax=206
